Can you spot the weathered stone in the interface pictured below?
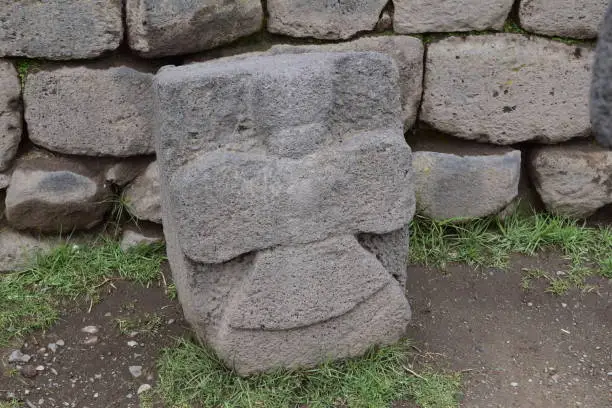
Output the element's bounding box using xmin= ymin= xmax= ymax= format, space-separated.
xmin=24 ymin=66 xmax=154 ymax=157
xmin=156 ymin=52 xmax=413 ymax=264
xmin=267 ymin=0 xmax=387 ymax=39
xmin=268 ymin=36 xmax=424 ymax=129
xmin=519 ymin=0 xmax=608 ymax=39
xmin=0 ymin=228 xmax=52 ymax=272
xmin=422 ymin=34 xmax=593 ymax=144
xmin=591 ymin=1 xmax=612 ymax=149
xmin=0 ymin=0 xmax=122 ymax=60
xmin=394 ymin=0 xmax=514 ymax=33
xmin=105 ymin=158 xmax=152 ymax=187
xmin=411 ymin=138 xmax=521 ymax=219
xmin=126 ymin=0 xmax=263 ymax=58
xmin=0 ymin=61 xmax=21 ymax=171
xmin=155 ymin=52 xmax=414 ymax=374
xmin=6 ymin=157 xmax=111 ymax=232
xmin=123 ymin=161 xmax=161 ymax=224
xmin=0 ymin=174 xmax=9 ymax=190
xmin=530 ymin=143 xmax=612 ymax=217
xmin=120 ymin=223 xmax=164 ymax=251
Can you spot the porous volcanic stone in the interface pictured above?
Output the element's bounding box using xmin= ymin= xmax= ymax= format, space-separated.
xmin=267 ymin=0 xmax=387 ymax=39
xmin=126 ymin=0 xmax=263 ymax=58
xmin=123 ymin=161 xmax=161 ymax=224
xmin=530 ymin=143 xmax=612 ymax=218
xmin=394 ymin=0 xmax=514 ymax=33
xmin=6 ymin=157 xmax=111 ymax=232
xmin=155 ymin=52 xmax=414 ymax=374
xmin=0 ymin=61 xmax=21 ymax=171
xmin=591 ymin=1 xmax=612 ymax=149
xmin=268 ymin=36 xmax=424 ymax=129
xmin=24 ymin=66 xmax=154 ymax=157
xmin=519 ymin=0 xmax=608 ymax=39
xmin=0 ymin=0 xmax=122 ymax=60
xmin=0 ymin=228 xmax=52 ymax=272
xmin=412 ymin=149 xmax=521 ymax=220
xmin=422 ymin=34 xmax=593 ymax=144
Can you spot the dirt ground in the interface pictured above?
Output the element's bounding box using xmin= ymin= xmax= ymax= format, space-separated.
xmin=1 ymin=253 xmax=611 ymax=408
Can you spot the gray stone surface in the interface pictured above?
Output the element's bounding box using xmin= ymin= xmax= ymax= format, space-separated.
xmin=0 ymin=0 xmax=122 ymax=60
xmin=156 ymin=52 xmax=414 ymax=264
xmin=421 ymin=34 xmax=593 ymax=145
xmin=519 ymin=0 xmax=608 ymax=39
xmin=591 ymin=1 xmax=612 ymax=149
xmin=105 ymin=158 xmax=152 ymax=187
xmin=123 ymin=161 xmax=161 ymax=224
xmin=394 ymin=0 xmax=514 ymax=33
xmin=0 ymin=228 xmax=52 ymax=272
xmin=155 ymin=51 xmax=413 ymax=374
xmin=5 ymin=157 xmax=111 ymax=232
xmin=267 ymin=0 xmax=387 ymax=39
xmin=120 ymin=223 xmax=164 ymax=251
xmin=530 ymin=144 xmax=612 ymax=218
xmin=0 ymin=61 xmax=21 ymax=171
xmin=24 ymin=66 xmax=154 ymax=157
xmin=126 ymin=0 xmax=263 ymax=58
xmin=268 ymin=36 xmax=424 ymax=129
xmin=412 ymin=149 xmax=521 ymax=220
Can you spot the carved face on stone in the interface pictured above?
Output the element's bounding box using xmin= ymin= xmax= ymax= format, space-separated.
xmin=590 ymin=0 xmax=612 ymax=149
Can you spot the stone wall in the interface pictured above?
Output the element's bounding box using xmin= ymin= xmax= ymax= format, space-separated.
xmin=0 ymin=0 xmax=610 ymax=269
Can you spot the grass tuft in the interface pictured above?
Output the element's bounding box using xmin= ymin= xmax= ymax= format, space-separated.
xmin=156 ymin=338 xmax=461 ymax=408
xmin=410 ymin=212 xmax=612 ymax=294
xmin=0 ymin=239 xmax=166 ymax=345
xmin=14 ymin=59 xmax=39 ymax=89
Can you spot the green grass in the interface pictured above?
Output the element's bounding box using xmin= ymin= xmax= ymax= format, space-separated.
xmin=14 ymin=59 xmax=39 ymax=89
xmin=410 ymin=212 xmax=612 ymax=294
xmin=0 ymin=239 xmax=166 ymax=345
xmin=156 ymin=338 xmax=461 ymax=408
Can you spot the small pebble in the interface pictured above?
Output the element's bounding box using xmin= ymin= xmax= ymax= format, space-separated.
xmin=48 ymin=343 xmax=58 ymax=353
xmin=137 ymin=384 xmax=152 ymax=395
xmin=127 ymin=341 xmax=138 ymax=347
xmin=607 ymin=372 xmax=612 ymax=376
xmin=83 ymin=336 xmax=99 ymax=345
xmin=20 ymin=365 xmax=38 ymax=378
xmin=50 ymin=368 xmax=58 ymax=375
xmin=9 ymin=350 xmax=31 ymax=363
xmin=128 ymin=331 xmax=139 ymax=338
xmin=167 ymin=319 xmax=175 ymax=325
xmin=35 ymin=365 xmax=45 ymax=371
xmin=129 ymin=365 xmax=142 ymax=378
xmin=510 ymin=382 xmax=518 ymax=387
xmin=56 ymin=339 xmax=65 ymax=347
xmin=104 ymin=312 xmax=112 ymax=317
xmin=81 ymin=326 xmax=99 ymax=334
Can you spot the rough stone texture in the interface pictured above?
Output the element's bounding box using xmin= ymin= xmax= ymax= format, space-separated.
xmin=412 ymin=149 xmax=521 ymax=220
xmin=0 ymin=228 xmax=52 ymax=272
xmin=0 ymin=174 xmax=9 ymax=189
xmin=422 ymin=34 xmax=594 ymax=145
xmin=24 ymin=66 xmax=154 ymax=157
xmin=155 ymin=52 xmax=413 ymax=374
xmin=126 ymin=0 xmax=263 ymax=58
xmin=123 ymin=161 xmax=161 ymax=224
xmin=0 ymin=0 xmax=122 ymax=60
xmin=268 ymin=36 xmax=424 ymax=129
xmin=105 ymin=158 xmax=152 ymax=188
xmin=120 ymin=223 xmax=164 ymax=251
xmin=530 ymin=143 xmax=612 ymax=217
xmin=519 ymin=0 xmax=608 ymax=39
xmin=267 ymin=0 xmax=387 ymax=39
xmin=0 ymin=61 xmax=21 ymax=171
xmin=591 ymin=1 xmax=612 ymax=149
xmin=394 ymin=0 xmax=514 ymax=33
xmin=5 ymin=157 xmax=111 ymax=233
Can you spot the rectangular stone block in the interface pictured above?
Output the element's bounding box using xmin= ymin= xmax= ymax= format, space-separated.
xmin=0 ymin=0 xmax=122 ymax=60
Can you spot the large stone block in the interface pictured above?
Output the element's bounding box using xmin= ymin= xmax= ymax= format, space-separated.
xmin=24 ymin=66 xmax=154 ymax=157
xmin=394 ymin=0 xmax=514 ymax=33
xmin=0 ymin=228 xmax=52 ymax=272
xmin=422 ymin=34 xmax=593 ymax=145
xmin=268 ymin=36 xmax=424 ymax=130
xmin=0 ymin=61 xmax=21 ymax=171
xmin=0 ymin=0 xmax=122 ymax=60
xmin=126 ymin=0 xmax=263 ymax=58
xmin=267 ymin=0 xmax=387 ymax=39
xmin=529 ymin=143 xmax=612 ymax=218
xmin=591 ymin=1 xmax=612 ymax=149
xmin=123 ymin=161 xmax=161 ymax=224
xmin=155 ymin=52 xmax=414 ymax=374
xmin=6 ymin=157 xmax=111 ymax=233
xmin=519 ymin=0 xmax=608 ymax=39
